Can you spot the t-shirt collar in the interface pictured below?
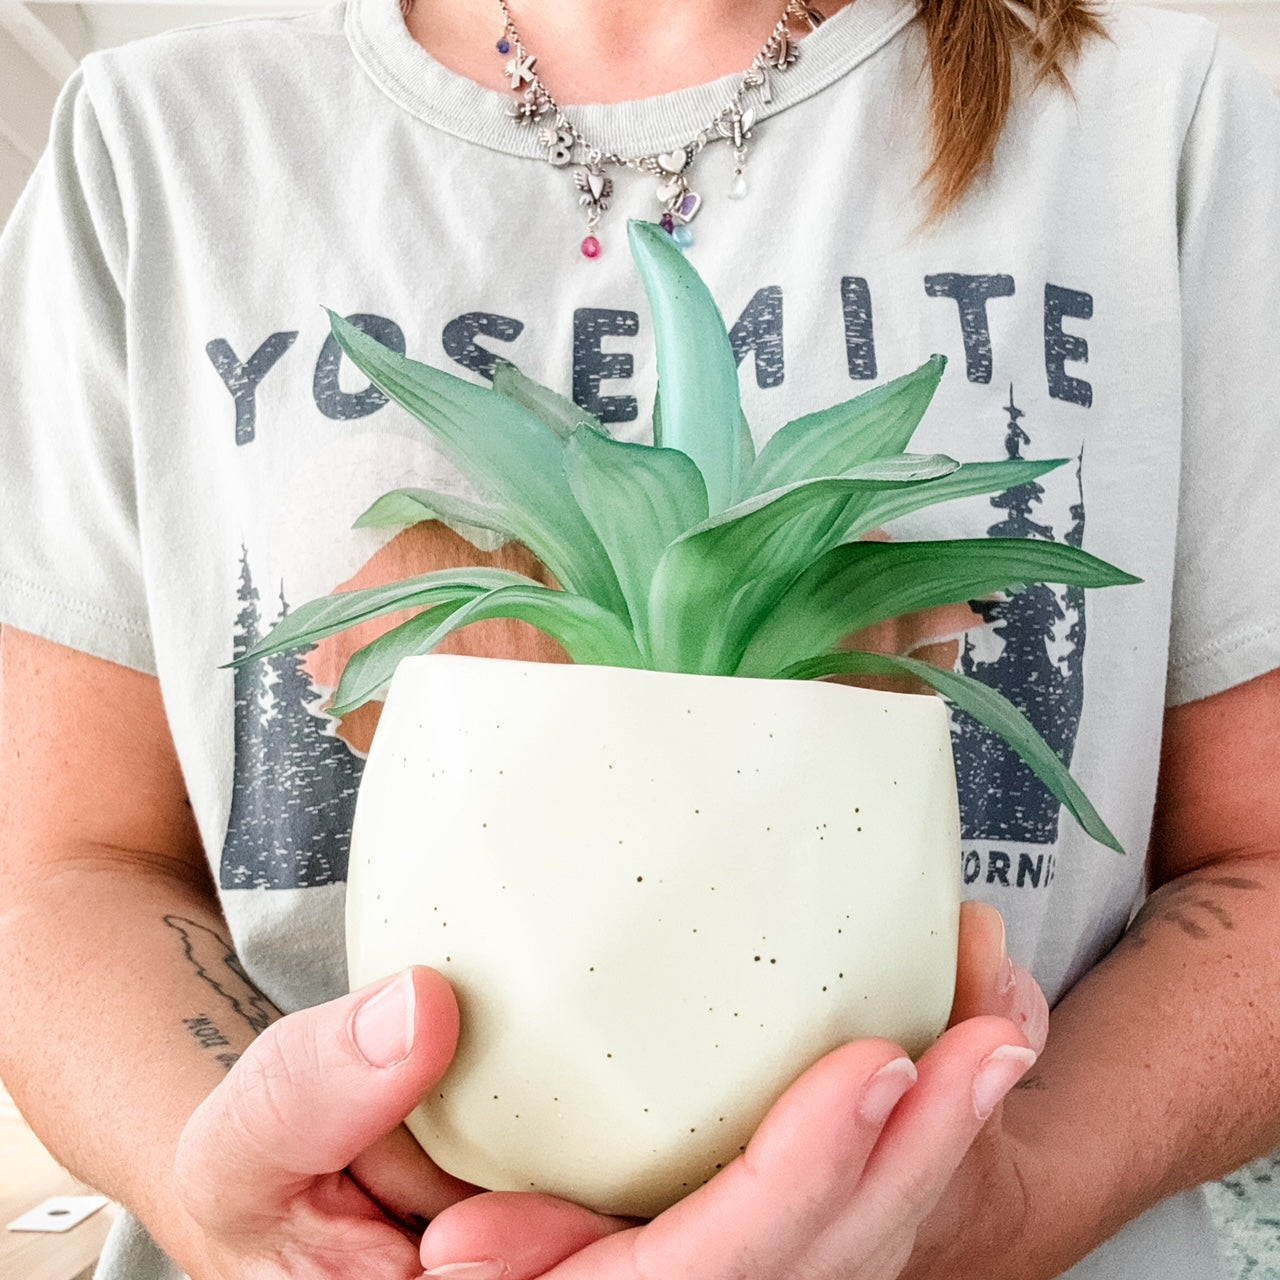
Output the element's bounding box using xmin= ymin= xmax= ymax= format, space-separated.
xmin=345 ymin=0 xmax=919 ymax=158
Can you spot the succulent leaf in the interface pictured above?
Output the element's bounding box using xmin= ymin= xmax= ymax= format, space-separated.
xmin=330 ymin=601 xmax=470 ymax=713
xmin=627 ymin=221 xmax=754 ymax=511
xmin=330 ymin=583 xmax=645 ymax=714
xmin=746 ymin=356 xmax=946 ymax=497
xmin=835 ymin=459 xmax=1068 ymax=544
xmin=775 ymin=648 xmax=1123 ymax=853
xmin=231 ymin=567 xmax=543 ymax=666
xmin=563 ymin=425 xmax=709 ymax=658
xmin=647 ymin=458 xmax=961 ymax=674
xmin=492 ymin=358 xmax=605 ymax=440
xmin=736 ymin=539 xmax=1142 ymax=679
xmin=326 ymin=312 xmax=626 ymax=617
xmin=353 ymin=488 xmax=519 ymax=541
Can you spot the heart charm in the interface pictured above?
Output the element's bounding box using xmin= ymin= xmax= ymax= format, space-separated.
xmin=656 ymin=175 xmax=684 ymax=204
xmin=587 ymin=169 xmax=606 ymax=201
xmin=657 ymin=149 xmax=688 ymax=175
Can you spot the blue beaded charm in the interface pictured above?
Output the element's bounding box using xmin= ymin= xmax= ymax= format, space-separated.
xmin=497 ymin=37 xmax=511 ymax=53
xmin=671 ymin=225 xmax=695 ymax=250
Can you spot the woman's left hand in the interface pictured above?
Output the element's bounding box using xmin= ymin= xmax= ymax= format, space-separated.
xmin=416 ymin=901 xmax=1048 ymax=1280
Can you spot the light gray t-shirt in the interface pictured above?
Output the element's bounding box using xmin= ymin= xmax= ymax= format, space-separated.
xmin=1 ymin=0 xmax=1278 ymax=1274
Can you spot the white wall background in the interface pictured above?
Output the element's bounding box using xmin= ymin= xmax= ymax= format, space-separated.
xmin=0 ymin=0 xmax=1278 ymax=226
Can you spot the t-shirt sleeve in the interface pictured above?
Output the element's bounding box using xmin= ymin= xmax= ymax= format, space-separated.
xmin=0 ymin=64 xmax=156 ymax=674
xmin=1165 ymin=33 xmax=1280 ymax=706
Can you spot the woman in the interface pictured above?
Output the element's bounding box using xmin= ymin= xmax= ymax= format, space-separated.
xmin=0 ymin=0 xmax=1277 ymax=1276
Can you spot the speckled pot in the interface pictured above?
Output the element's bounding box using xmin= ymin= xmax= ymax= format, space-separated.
xmin=346 ymin=654 xmax=960 ymax=1218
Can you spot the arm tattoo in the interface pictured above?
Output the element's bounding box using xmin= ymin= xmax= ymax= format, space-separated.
xmin=182 ymin=1015 xmax=242 ymax=1072
xmin=1122 ymin=875 xmax=1264 ymax=950
xmin=164 ymin=915 xmax=279 ymax=1037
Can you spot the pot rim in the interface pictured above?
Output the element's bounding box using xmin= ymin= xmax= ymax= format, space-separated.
xmin=391 ymin=651 xmax=941 ymax=706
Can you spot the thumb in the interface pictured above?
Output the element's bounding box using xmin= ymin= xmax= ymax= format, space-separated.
xmin=175 ymin=966 xmax=459 ymax=1230
xmin=949 ymin=902 xmax=1048 ymax=1055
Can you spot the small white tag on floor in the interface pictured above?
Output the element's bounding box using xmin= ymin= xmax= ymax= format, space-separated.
xmin=6 ymin=1194 xmax=109 ymax=1232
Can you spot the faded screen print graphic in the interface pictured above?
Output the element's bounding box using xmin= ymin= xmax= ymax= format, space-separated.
xmin=205 ymin=274 xmax=1094 ymax=444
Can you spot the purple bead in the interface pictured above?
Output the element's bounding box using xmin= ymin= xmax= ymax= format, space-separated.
xmin=659 ymin=213 xmax=675 ymax=233
xmin=497 ymin=38 xmax=511 ymax=53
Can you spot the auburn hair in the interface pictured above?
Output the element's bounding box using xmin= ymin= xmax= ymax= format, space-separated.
xmin=917 ymin=0 xmax=1106 ymax=216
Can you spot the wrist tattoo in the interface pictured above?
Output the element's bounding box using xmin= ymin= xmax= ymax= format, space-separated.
xmin=164 ymin=915 xmax=279 ymax=1036
xmin=1123 ymin=875 xmax=1264 ymax=949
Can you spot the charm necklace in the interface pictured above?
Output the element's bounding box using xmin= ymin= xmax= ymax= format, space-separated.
xmin=494 ymin=0 xmax=826 ymax=257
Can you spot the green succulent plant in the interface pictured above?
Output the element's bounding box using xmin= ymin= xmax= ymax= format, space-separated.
xmin=240 ymin=220 xmax=1138 ymax=852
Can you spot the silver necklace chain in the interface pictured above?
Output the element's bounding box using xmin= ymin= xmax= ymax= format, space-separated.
xmin=494 ymin=0 xmax=826 ymax=257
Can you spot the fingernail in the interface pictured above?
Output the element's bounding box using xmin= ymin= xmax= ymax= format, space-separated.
xmin=351 ymin=970 xmax=416 ymax=1067
xmin=1011 ymin=964 xmax=1050 ymax=1052
xmin=992 ymin=911 xmax=1016 ymax=996
xmin=857 ymin=1056 xmax=918 ymax=1127
xmin=972 ymin=1044 xmax=1037 ymax=1120
xmin=421 ymin=1262 xmax=510 ymax=1280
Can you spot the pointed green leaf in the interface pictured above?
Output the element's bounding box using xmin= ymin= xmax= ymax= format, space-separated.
xmin=353 ymin=488 xmax=519 ymax=542
xmin=627 ymin=220 xmax=754 ymax=511
xmin=563 ymin=425 xmax=709 ymax=657
xmin=328 ymin=601 xmax=470 ymax=713
xmin=492 ymin=358 xmax=605 ymax=440
xmin=746 ymin=356 xmax=947 ymax=497
xmin=230 ymin=567 xmax=547 ymax=667
xmin=330 ymin=584 xmax=645 ymax=714
xmin=647 ymin=459 xmax=961 ymax=674
xmin=836 ymin=459 xmax=1068 ymax=543
xmin=326 ymin=311 xmax=625 ymax=616
xmin=737 ymin=539 xmax=1141 ymax=679
xmin=833 ymin=454 xmax=961 ymax=484
xmin=775 ymin=648 xmax=1123 ymax=854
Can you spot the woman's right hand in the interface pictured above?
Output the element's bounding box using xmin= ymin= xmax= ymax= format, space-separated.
xmin=171 ymin=966 xmax=477 ymax=1279
xmin=415 ymin=901 xmax=1043 ymax=1280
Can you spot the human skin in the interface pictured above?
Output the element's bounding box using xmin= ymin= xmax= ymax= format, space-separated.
xmin=3 ymin=15 xmax=1277 ymax=1277
xmin=0 ymin=625 xmax=1038 ymax=1279
xmin=404 ymin=0 xmax=856 ymax=105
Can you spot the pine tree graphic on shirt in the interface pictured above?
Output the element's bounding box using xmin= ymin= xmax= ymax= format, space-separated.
xmin=221 ymin=546 xmax=363 ymax=890
xmin=950 ymin=389 xmax=1086 ymax=846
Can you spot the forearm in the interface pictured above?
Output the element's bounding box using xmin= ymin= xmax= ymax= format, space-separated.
xmin=0 ymin=849 xmax=279 ymax=1262
xmin=1000 ymin=856 xmax=1280 ymax=1277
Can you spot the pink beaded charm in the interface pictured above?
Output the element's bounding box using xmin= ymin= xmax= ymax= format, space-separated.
xmin=581 ymin=235 xmax=602 ymax=259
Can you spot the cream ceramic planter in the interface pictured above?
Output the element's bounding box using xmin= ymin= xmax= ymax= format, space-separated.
xmin=346 ymin=654 xmax=960 ymax=1218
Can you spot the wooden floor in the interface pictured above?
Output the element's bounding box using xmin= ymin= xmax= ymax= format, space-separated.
xmin=0 ymin=1081 xmax=116 ymax=1280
